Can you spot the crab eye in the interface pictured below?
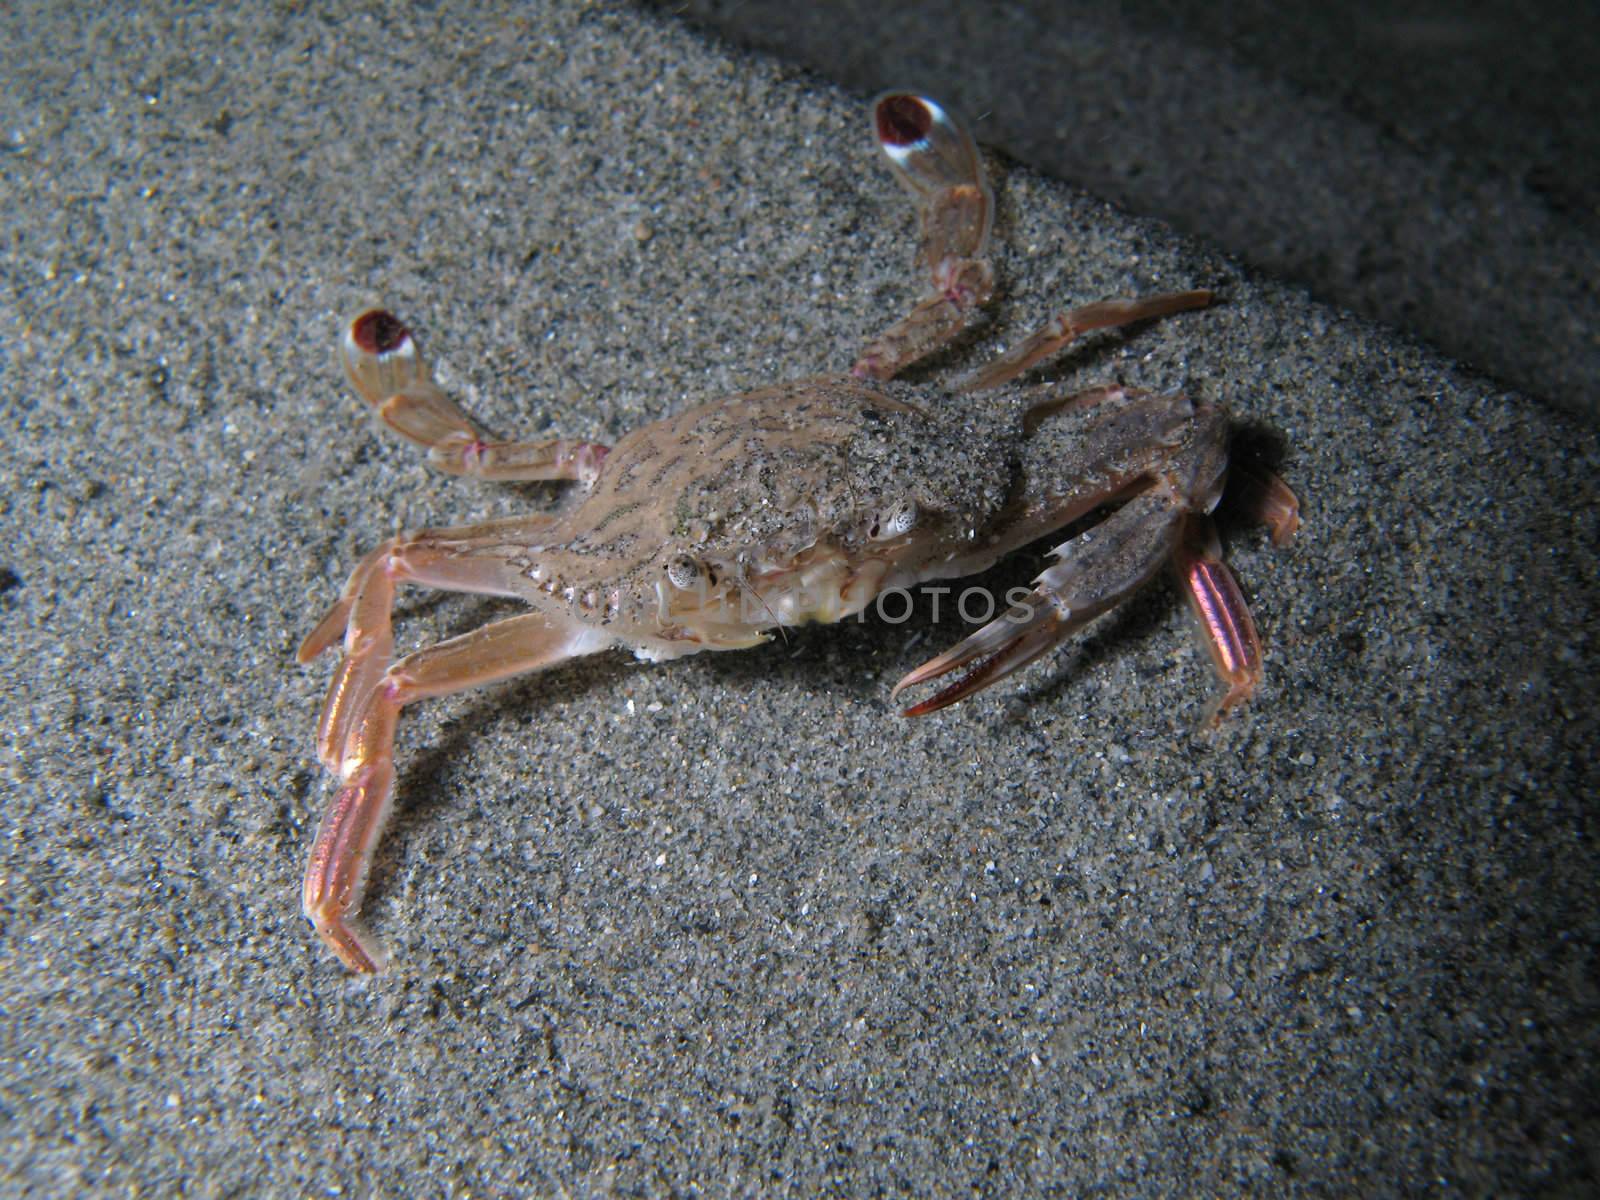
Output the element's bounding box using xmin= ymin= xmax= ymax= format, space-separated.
xmin=664 ymin=555 xmax=703 ymax=590
xmin=870 ymin=498 xmax=919 ymax=540
xmin=872 ymin=93 xmax=985 ymax=201
xmin=886 ymin=498 xmax=919 ymax=536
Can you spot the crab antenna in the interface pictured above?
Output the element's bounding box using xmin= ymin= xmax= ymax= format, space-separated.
xmin=738 ymin=570 xmax=789 ymax=644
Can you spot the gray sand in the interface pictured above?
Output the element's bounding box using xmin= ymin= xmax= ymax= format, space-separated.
xmin=2 ymin=2 xmax=1596 ymax=1195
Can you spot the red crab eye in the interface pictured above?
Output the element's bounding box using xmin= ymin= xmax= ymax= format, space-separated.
xmin=350 ymin=309 xmax=411 ymax=357
xmin=875 ymin=94 xmax=933 ymax=149
xmin=870 ymin=93 xmax=984 ymax=203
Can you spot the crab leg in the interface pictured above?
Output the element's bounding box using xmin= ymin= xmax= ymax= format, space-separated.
xmin=959 ymin=290 xmax=1213 ymax=393
xmin=298 ymin=516 xmax=559 ymax=769
xmin=1172 ymin=515 xmax=1263 ymax=723
xmin=341 ymin=309 xmax=609 ymax=485
xmin=1174 ymin=470 xmax=1298 ymax=721
xmin=298 ymin=515 xmax=557 ymax=664
xmin=1226 ymin=461 xmax=1301 ymax=547
xmin=853 ymin=94 xmax=996 ymax=380
xmin=303 ymin=612 xmax=610 ymax=973
xmin=890 ymin=389 xmax=1207 ymax=703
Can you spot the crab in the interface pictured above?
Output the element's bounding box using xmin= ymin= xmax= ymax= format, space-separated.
xmin=298 ymin=93 xmax=1299 ymax=973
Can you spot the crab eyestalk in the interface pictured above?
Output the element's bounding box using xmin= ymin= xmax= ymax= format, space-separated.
xmin=853 ymin=93 xmax=996 ymax=380
xmin=872 ymin=93 xmax=994 ymax=261
xmin=341 ymin=309 xmax=610 ymax=485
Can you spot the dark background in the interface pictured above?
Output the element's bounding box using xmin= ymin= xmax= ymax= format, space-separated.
xmin=658 ymin=0 xmax=1600 ymax=416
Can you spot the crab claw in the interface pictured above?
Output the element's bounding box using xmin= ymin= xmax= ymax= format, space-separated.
xmin=894 ymin=585 xmax=1111 ymax=715
xmin=895 ymin=492 xmax=1185 ymax=715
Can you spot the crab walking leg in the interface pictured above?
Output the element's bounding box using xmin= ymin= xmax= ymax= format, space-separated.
xmin=1225 ymin=461 xmax=1302 ymax=548
xmin=299 ymin=515 xmax=559 ymax=773
xmin=1172 ymin=515 xmax=1265 ymax=722
xmin=304 ymin=613 xmax=610 ymax=972
xmin=896 ymin=491 xmax=1187 ymax=713
xmin=309 ymin=543 xmax=397 ymax=777
xmin=959 ymin=290 xmax=1214 ymax=393
xmin=1019 ymin=382 xmax=1128 ymax=432
xmin=853 ymin=94 xmax=996 ymax=380
xmin=341 ymin=310 xmax=610 ymax=484
xmin=297 ymin=514 xmax=559 ymax=665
